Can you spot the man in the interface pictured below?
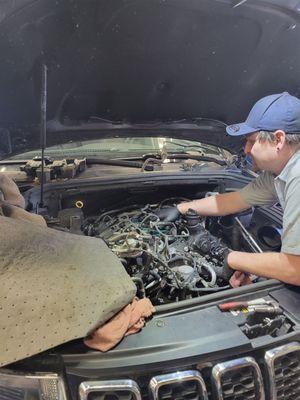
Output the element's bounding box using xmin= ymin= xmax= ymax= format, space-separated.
xmin=159 ymin=92 xmax=300 ymax=286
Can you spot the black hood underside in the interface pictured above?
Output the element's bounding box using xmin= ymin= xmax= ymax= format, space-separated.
xmin=0 ymin=0 xmax=300 ymax=157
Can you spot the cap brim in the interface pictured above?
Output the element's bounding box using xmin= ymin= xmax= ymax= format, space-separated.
xmin=226 ymin=122 xmax=258 ymax=136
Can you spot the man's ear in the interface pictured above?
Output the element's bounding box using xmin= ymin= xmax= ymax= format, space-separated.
xmin=274 ymin=130 xmax=286 ymax=150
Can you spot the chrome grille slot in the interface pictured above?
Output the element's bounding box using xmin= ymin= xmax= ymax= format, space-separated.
xmin=265 ymin=342 xmax=300 ymax=400
xmin=88 ymin=393 xmax=134 ymax=400
xmin=149 ymin=370 xmax=208 ymax=400
xmin=212 ymin=357 xmax=264 ymax=400
xmin=0 ymin=386 xmax=24 ymax=400
xmin=79 ymin=380 xmax=142 ymax=400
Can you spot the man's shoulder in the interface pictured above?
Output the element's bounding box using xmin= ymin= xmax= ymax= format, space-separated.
xmin=239 ymin=170 xmax=277 ymax=207
xmin=257 ymin=171 xmax=276 ymax=186
xmin=288 ymin=158 xmax=300 ymax=180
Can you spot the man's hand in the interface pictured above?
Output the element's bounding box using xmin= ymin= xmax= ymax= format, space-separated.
xmin=218 ymin=251 xmax=253 ymax=287
xmin=219 ymin=249 xmax=235 ymax=281
xmin=228 ymin=250 xmax=300 ymax=286
xmin=177 ymin=192 xmax=251 ymax=216
xmin=229 ymin=271 xmax=253 ymax=288
xmin=155 ymin=206 xmax=180 ymax=222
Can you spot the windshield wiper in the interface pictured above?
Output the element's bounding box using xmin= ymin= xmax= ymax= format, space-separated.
xmin=124 ymin=152 xmax=228 ymax=167
xmin=86 ymin=116 xmax=227 ymax=128
xmin=165 ymin=153 xmax=228 ymax=166
xmin=86 ymin=158 xmax=154 ymax=171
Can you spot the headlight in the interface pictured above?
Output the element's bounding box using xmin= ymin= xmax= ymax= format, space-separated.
xmin=0 ymin=369 xmax=67 ymax=400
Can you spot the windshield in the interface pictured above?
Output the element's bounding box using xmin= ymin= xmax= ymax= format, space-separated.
xmin=9 ymin=137 xmax=230 ymax=160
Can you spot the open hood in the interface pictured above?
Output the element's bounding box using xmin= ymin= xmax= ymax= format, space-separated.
xmin=0 ymin=0 xmax=300 ymax=158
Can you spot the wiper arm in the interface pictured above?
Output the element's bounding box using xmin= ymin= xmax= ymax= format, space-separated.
xmin=163 ymin=153 xmax=227 ymax=166
xmin=85 ymin=116 xmax=227 ymax=129
xmin=88 ymin=116 xmax=124 ymax=124
xmin=125 ymin=152 xmax=228 ymax=167
xmin=163 ymin=140 xmax=207 ymax=153
xmin=86 ymin=158 xmax=154 ymax=171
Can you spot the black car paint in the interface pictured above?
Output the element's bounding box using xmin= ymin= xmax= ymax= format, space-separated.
xmin=0 ymin=0 xmax=300 ymax=157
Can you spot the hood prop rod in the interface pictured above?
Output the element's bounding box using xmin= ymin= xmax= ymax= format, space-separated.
xmin=39 ymin=64 xmax=47 ymax=207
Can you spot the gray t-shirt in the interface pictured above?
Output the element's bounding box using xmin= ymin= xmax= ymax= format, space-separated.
xmin=239 ymin=150 xmax=300 ymax=255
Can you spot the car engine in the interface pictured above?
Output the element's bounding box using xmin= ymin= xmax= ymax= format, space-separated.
xmin=82 ymin=199 xmax=236 ymax=305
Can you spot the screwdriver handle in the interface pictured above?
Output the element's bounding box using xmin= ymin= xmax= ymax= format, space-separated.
xmin=219 ymin=302 xmax=246 ymax=311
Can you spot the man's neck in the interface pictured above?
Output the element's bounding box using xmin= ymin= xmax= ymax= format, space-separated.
xmin=273 ymin=146 xmax=298 ymax=176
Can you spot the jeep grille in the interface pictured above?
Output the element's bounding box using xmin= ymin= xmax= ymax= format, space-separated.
xmin=78 ymin=343 xmax=300 ymax=400
xmin=265 ymin=342 xmax=300 ymax=400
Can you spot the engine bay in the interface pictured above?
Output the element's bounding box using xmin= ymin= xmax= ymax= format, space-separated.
xmin=55 ymin=195 xmax=279 ymax=306
xmin=81 ymin=201 xmax=233 ymax=305
xmin=37 ymin=179 xmax=283 ymax=306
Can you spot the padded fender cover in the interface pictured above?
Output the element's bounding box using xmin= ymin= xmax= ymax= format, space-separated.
xmin=0 ymin=216 xmax=136 ymax=366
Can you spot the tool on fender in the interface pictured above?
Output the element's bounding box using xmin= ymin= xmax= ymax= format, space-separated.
xmin=219 ymin=298 xmax=271 ymax=311
xmin=244 ymin=304 xmax=284 ymax=335
xmin=247 ymin=304 xmax=283 ymax=317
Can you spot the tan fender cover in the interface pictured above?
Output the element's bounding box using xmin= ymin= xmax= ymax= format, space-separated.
xmin=0 ymin=216 xmax=136 ymax=366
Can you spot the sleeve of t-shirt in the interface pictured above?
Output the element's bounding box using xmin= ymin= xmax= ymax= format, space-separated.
xmin=281 ymin=177 xmax=300 ymax=255
xmin=238 ymin=171 xmax=278 ymax=207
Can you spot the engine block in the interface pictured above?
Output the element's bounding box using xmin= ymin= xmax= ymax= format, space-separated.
xmin=84 ymin=201 xmax=230 ymax=304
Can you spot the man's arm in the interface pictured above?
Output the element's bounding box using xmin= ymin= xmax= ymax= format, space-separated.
xmin=228 ymin=251 xmax=300 ymax=285
xmin=177 ymin=191 xmax=251 ymax=216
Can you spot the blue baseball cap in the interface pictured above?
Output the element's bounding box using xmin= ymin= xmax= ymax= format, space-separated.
xmin=226 ymin=92 xmax=300 ymax=136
